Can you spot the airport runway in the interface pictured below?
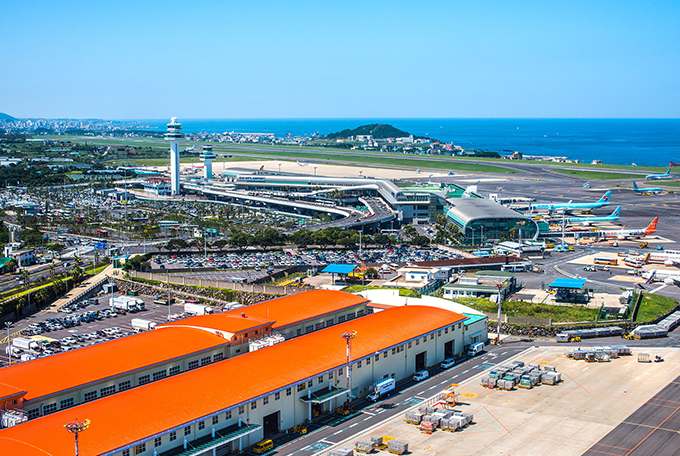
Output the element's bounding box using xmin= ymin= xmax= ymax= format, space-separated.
xmin=583 ymin=373 xmax=680 ymax=456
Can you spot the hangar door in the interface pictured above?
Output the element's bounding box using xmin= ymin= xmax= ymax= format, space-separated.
xmin=444 ymin=340 xmax=454 ymax=358
xmin=263 ymin=411 xmax=280 ymax=437
xmin=415 ymin=351 xmax=427 ymax=371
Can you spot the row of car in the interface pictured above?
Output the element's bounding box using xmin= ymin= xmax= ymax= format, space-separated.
xmin=22 ymin=309 xmax=121 ymax=336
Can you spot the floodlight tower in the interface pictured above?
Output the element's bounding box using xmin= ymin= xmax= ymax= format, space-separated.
xmin=165 ymin=117 xmax=183 ymax=195
xmin=341 ymin=330 xmax=357 ymax=398
xmin=201 ymin=144 xmax=216 ymax=179
xmin=64 ymin=418 xmax=90 ymax=456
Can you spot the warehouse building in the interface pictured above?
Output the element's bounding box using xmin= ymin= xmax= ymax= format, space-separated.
xmin=0 ymin=290 xmax=369 ymax=419
xmin=0 ymin=305 xmax=466 ymax=456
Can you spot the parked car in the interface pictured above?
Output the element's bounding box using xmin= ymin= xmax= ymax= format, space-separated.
xmin=413 ymin=370 xmax=429 ymax=382
xmin=440 ymin=358 xmax=456 ymax=369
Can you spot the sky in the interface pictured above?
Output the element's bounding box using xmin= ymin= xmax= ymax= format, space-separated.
xmin=1 ymin=0 xmax=679 ymax=119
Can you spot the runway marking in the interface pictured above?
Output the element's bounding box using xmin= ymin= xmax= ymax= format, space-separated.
xmin=348 ymin=422 xmax=359 ymax=428
xmin=624 ymin=403 xmax=680 ymax=455
xmin=413 ymin=396 xmax=425 ymax=400
xmin=362 ymin=411 xmax=375 ymax=416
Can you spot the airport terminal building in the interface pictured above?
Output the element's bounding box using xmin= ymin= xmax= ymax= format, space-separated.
xmin=0 ymin=291 xmax=471 ymax=456
xmin=445 ymin=198 xmax=538 ymax=244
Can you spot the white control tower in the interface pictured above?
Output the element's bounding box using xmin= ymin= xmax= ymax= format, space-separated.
xmin=165 ymin=117 xmax=183 ymax=195
xmin=200 ymin=144 xmax=217 ymax=179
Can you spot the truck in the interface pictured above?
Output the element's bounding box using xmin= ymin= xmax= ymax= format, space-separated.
xmin=131 ymin=318 xmax=156 ymax=332
xmin=367 ymin=377 xmax=395 ymax=402
xmin=184 ymin=303 xmax=213 ymax=316
xmin=11 ymin=337 xmax=43 ymax=353
xmin=109 ymin=296 xmax=145 ymax=312
xmin=467 ymin=342 xmax=485 ymax=357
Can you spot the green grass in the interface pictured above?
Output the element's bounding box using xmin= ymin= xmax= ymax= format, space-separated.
xmin=457 ymin=297 xmax=600 ymax=323
xmin=105 ymin=156 xmax=256 ymax=166
xmin=635 ymin=293 xmax=679 ymax=323
xmin=552 ymin=169 xmax=642 ymax=180
xmin=343 ymin=285 xmax=421 ymax=297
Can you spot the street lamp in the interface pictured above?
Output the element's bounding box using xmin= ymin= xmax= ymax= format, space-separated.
xmin=64 ymin=418 xmax=90 ymax=456
xmin=313 ymin=167 xmax=317 ymax=176
xmin=5 ymin=322 xmax=11 ymax=365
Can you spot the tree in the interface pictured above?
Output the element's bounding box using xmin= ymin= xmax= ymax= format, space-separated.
xmin=365 ymin=267 xmax=378 ymax=279
xmin=403 ymin=225 xmax=417 ymax=239
xmin=47 ymin=243 xmax=66 ymax=259
xmin=71 ymin=265 xmax=83 ymax=283
xmin=5 ymin=258 xmax=18 ymax=274
xmin=412 ymin=235 xmax=431 ymax=246
xmin=20 ymin=269 xmax=30 ymax=287
xmin=165 ymin=239 xmax=188 ymax=252
xmin=212 ymin=239 xmax=229 ymax=250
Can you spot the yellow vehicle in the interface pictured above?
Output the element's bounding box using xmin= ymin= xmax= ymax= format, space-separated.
xmin=639 ymin=241 xmax=648 ymax=249
xmin=293 ymin=423 xmax=308 ymax=434
xmin=253 ymin=439 xmax=274 ymax=454
xmin=545 ymin=243 xmax=555 ymax=249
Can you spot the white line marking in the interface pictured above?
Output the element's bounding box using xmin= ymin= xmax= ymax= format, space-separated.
xmin=363 ymin=411 xmax=375 ymax=416
xmin=349 ymin=422 xmax=359 ymax=428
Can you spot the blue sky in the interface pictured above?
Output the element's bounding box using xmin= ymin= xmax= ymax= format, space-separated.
xmin=1 ymin=0 xmax=678 ymax=119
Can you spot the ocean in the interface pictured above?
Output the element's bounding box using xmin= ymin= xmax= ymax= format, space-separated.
xmin=132 ymin=118 xmax=680 ymax=167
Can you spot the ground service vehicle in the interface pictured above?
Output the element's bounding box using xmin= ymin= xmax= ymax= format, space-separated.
xmin=467 ymin=342 xmax=485 ymax=357
xmin=413 ymin=370 xmax=429 ymax=381
xmin=594 ymin=257 xmax=618 ymax=265
xmin=131 ymin=318 xmax=156 ymax=332
xmin=252 ymin=439 xmax=273 ymax=454
xmin=367 ymin=377 xmax=395 ymax=401
xmin=184 ymin=303 xmax=213 ymax=315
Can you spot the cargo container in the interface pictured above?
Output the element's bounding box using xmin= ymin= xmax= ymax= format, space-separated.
xmin=638 ymin=353 xmax=651 ymax=363
xmin=330 ymin=449 xmax=354 ymax=456
xmin=404 ymin=412 xmax=423 ymax=424
xmin=387 ymin=441 xmax=408 ymax=455
xmin=355 ymin=440 xmax=375 ymax=454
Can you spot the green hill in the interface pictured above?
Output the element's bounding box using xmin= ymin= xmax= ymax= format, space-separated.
xmin=326 ymin=123 xmax=412 ymax=140
xmin=0 ymin=113 xmax=17 ymax=121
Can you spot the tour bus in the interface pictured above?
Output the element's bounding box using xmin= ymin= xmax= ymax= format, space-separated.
xmin=593 ymin=257 xmax=618 ymax=266
xmin=624 ymin=257 xmax=644 ymax=268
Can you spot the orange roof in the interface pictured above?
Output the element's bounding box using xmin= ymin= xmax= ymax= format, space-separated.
xmin=0 ymin=326 xmax=228 ymax=403
xmin=0 ymin=291 xmax=362 ymax=403
xmin=0 ymin=305 xmax=465 ymax=455
xmin=220 ymin=290 xmax=369 ymax=329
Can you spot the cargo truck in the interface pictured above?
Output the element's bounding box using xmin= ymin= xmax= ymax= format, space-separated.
xmin=367 ymin=377 xmax=395 ymax=402
xmin=184 ymin=303 xmax=213 ymax=316
xmin=131 ymin=318 xmax=156 ymax=332
xmin=11 ymin=337 xmax=43 ymax=353
xmin=467 ymin=342 xmax=485 ymax=357
xmin=109 ymin=296 xmax=145 ymax=312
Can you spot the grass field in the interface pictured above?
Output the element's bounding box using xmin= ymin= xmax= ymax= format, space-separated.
xmin=553 ymin=169 xmax=642 ymax=180
xmin=457 ymin=297 xmax=600 ymax=323
xmin=635 ymin=293 xmax=679 ymax=322
xmin=105 ymin=156 xmax=256 ymax=166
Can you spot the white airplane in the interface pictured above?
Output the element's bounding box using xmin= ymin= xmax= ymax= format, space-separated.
xmin=296 ymin=161 xmax=308 ymax=167
xmin=568 ymin=206 xmax=621 ymax=226
xmin=184 ymin=146 xmax=196 ymax=152
xmin=596 ymin=217 xmax=658 ymax=240
xmin=647 ymin=249 xmax=680 ymax=266
xmin=645 ymin=168 xmax=671 ymax=180
xmin=642 ymin=269 xmax=680 ymax=286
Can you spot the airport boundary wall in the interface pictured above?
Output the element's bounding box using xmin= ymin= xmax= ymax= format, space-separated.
xmin=482 ymin=311 xmax=552 ymax=326
xmin=128 ymin=271 xmax=298 ymax=295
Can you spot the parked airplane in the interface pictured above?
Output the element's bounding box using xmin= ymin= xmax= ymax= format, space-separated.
xmin=568 ymin=206 xmax=621 ymax=225
xmin=642 ymin=269 xmax=680 ymax=286
xmin=632 ymin=182 xmax=663 ymax=194
xmin=183 ymin=146 xmax=196 ymax=152
xmin=596 ymin=217 xmax=658 ymax=240
xmin=645 ymin=168 xmax=671 ymax=180
xmin=297 ymin=161 xmax=308 ymax=167
xmin=647 ymin=249 xmax=680 ymax=266
xmin=531 ymin=191 xmax=612 ymax=212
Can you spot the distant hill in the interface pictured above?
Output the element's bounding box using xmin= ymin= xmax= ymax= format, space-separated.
xmin=326 ymin=124 xmax=412 ymax=140
xmin=0 ymin=113 xmax=17 ymax=121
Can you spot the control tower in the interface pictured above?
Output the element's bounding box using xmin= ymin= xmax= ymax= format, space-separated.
xmin=165 ymin=117 xmax=183 ymax=195
xmin=200 ymin=144 xmax=217 ymax=179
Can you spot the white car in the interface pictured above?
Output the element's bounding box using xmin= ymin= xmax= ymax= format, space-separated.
xmin=413 ymin=370 xmax=429 ymax=382
xmin=440 ymin=358 xmax=456 ymax=369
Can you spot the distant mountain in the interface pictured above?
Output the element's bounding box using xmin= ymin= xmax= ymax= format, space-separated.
xmin=326 ymin=123 xmax=412 ymax=140
xmin=0 ymin=113 xmax=17 ymax=121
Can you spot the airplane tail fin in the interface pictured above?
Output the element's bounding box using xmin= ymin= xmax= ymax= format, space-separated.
xmin=612 ymin=206 xmax=621 ymax=217
xmin=633 ymin=182 xmax=639 ymax=190
xmin=598 ymin=191 xmax=612 ymax=203
xmin=645 ymin=217 xmax=659 ymax=235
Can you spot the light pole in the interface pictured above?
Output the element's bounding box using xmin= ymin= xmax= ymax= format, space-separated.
xmin=64 ymin=419 xmax=90 ymax=456
xmin=497 ymin=187 xmax=504 ymax=204
xmin=341 ymin=331 xmax=357 ymax=399
xmin=313 ymin=167 xmax=317 ymax=176
xmin=5 ymin=322 xmax=11 ymax=365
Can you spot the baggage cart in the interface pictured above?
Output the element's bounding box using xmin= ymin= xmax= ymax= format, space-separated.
xmin=387 ymin=440 xmax=408 ymax=455
xmin=355 ymin=440 xmax=375 ymax=454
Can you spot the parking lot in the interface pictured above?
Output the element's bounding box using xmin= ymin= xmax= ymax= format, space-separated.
xmin=1 ymin=292 xmax=193 ymax=365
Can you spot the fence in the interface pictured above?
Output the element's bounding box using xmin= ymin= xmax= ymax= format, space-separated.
xmin=56 ymin=276 xmax=110 ymax=312
xmin=482 ymin=311 xmax=552 ymax=326
xmin=128 ymin=271 xmax=297 ymax=295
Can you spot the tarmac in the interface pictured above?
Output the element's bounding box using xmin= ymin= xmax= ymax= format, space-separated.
xmin=337 ymin=346 xmax=680 ymax=456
